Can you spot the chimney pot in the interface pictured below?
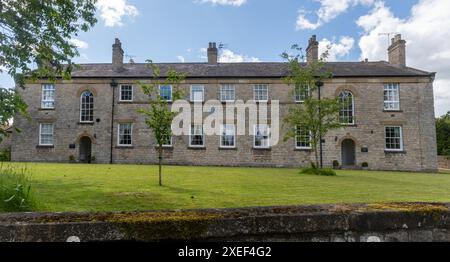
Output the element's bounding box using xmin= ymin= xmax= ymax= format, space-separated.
xmin=207 ymin=42 xmax=218 ymax=65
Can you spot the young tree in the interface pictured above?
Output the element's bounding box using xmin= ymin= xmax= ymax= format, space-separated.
xmin=282 ymin=45 xmax=344 ymax=168
xmin=138 ymin=61 xmax=186 ymax=186
xmin=0 ymin=0 xmax=97 ymax=141
xmin=436 ymin=112 xmax=450 ymax=156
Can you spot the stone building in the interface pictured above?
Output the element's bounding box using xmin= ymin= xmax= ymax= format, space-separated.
xmin=10 ymin=35 xmax=438 ymax=171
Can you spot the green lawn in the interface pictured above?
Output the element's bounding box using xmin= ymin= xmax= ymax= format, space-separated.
xmin=3 ymin=162 xmax=450 ymax=212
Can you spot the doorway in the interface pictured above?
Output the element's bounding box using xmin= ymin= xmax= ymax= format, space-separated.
xmin=341 ymin=139 xmax=356 ymax=166
xmin=79 ymin=136 xmax=92 ymax=163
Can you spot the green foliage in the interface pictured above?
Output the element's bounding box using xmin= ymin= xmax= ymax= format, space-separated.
xmin=0 ymin=88 xmax=28 ymax=138
xmin=332 ymin=160 xmax=340 ymax=168
xmin=138 ymin=60 xmax=186 ymax=186
xmin=362 ymin=162 xmax=369 ymax=168
xmin=301 ymin=166 xmax=337 ymax=176
xmin=0 ymin=148 xmax=11 ymax=162
xmin=282 ymin=44 xmax=342 ymax=168
xmin=0 ymin=0 xmax=97 ymax=86
xmin=436 ymin=112 xmax=450 ymax=156
xmin=0 ymin=165 xmax=37 ymax=212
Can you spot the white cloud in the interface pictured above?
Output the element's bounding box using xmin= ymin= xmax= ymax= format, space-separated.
xmin=319 ymin=36 xmax=355 ymax=61
xmin=96 ymin=0 xmax=138 ymax=27
xmin=177 ymin=56 xmax=186 ymax=63
xmin=356 ymin=0 xmax=450 ymax=116
xmin=219 ymin=49 xmax=260 ymax=63
xmin=195 ymin=0 xmax=247 ymax=6
xmin=296 ymin=0 xmax=375 ymax=30
xmin=69 ymin=39 xmax=89 ymax=49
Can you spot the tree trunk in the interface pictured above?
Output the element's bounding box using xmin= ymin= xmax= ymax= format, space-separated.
xmin=314 ymin=144 xmax=319 ymax=169
xmin=158 ymin=146 xmax=162 ymax=186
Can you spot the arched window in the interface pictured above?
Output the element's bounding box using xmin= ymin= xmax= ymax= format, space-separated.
xmin=339 ymin=90 xmax=354 ymax=124
xmin=80 ymin=91 xmax=94 ymax=122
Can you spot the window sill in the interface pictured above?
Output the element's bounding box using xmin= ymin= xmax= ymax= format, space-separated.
xmin=219 ymin=147 xmax=237 ymax=150
xmin=78 ymin=122 xmax=94 ymax=125
xmin=39 ymin=108 xmax=55 ymax=111
xmin=385 ymin=150 xmax=406 ymax=154
xmin=295 ymin=148 xmax=312 ymax=151
xmin=253 ymin=147 xmax=272 ymax=151
xmin=36 ymin=145 xmax=54 ymax=149
xmin=118 ymin=100 xmax=134 ymax=104
xmin=342 ymin=124 xmax=357 ymax=127
xmin=383 ymin=110 xmax=403 ymax=113
xmin=188 ymin=146 xmax=206 ymax=150
xmin=116 ymin=146 xmax=134 ymax=149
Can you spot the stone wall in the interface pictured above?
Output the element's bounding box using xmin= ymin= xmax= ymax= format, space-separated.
xmin=11 ymin=76 xmax=438 ymax=171
xmin=0 ymin=203 xmax=449 ymax=242
xmin=438 ymin=156 xmax=450 ymax=169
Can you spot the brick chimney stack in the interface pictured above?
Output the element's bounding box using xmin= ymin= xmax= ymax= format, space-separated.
xmin=112 ymin=38 xmax=124 ymax=68
xmin=388 ymin=34 xmax=406 ymax=67
xmin=306 ymin=35 xmax=319 ymax=63
xmin=207 ymin=42 xmax=218 ymax=65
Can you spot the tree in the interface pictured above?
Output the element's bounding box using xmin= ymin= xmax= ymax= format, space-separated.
xmin=0 ymin=0 xmax=97 ymax=141
xmin=0 ymin=88 xmax=27 ymax=140
xmin=436 ymin=112 xmax=450 ymax=156
xmin=1 ymin=0 xmax=97 ymax=85
xmin=138 ymin=61 xmax=186 ymax=186
xmin=282 ymin=45 xmax=343 ymax=168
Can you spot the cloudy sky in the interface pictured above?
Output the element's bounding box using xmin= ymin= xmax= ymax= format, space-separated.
xmin=1 ymin=0 xmax=449 ymax=116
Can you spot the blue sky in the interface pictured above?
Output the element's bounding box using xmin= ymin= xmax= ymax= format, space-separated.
xmin=1 ymin=0 xmax=449 ymax=116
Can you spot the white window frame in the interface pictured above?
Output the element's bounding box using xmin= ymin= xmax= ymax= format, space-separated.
xmin=189 ymin=124 xmax=205 ymax=147
xmin=294 ymin=85 xmax=310 ymax=103
xmin=41 ymin=84 xmax=55 ymax=109
xmin=161 ymin=134 xmax=173 ymax=148
xmin=119 ymin=85 xmax=133 ymax=102
xmin=253 ymin=124 xmax=271 ymax=149
xmin=384 ymin=83 xmax=400 ymax=111
xmin=253 ymin=84 xmax=269 ymax=102
xmin=190 ymin=85 xmax=205 ymax=102
xmin=220 ymin=124 xmax=236 ymax=148
xmin=339 ymin=90 xmax=355 ymax=125
xmin=220 ymin=84 xmax=236 ymax=102
xmin=384 ymin=126 xmax=404 ymax=152
xmin=295 ymin=126 xmax=312 ymax=150
xmin=39 ymin=123 xmax=54 ymax=146
xmin=159 ymin=85 xmax=173 ymax=102
xmin=117 ymin=123 xmax=133 ymax=147
xmin=80 ymin=91 xmax=94 ymax=123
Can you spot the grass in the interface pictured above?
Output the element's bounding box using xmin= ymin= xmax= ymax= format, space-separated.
xmin=1 ymin=162 xmax=450 ymax=213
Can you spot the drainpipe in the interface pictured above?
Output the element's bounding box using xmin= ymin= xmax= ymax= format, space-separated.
xmin=316 ymin=80 xmax=324 ymax=169
xmin=110 ymin=79 xmax=118 ymax=164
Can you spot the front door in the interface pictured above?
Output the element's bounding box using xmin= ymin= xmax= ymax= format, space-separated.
xmin=79 ymin=137 xmax=92 ymax=163
xmin=341 ymin=139 xmax=356 ymax=166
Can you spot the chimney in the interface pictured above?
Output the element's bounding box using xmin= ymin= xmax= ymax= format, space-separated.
xmin=207 ymin=42 xmax=218 ymax=65
xmin=112 ymin=38 xmax=124 ymax=68
xmin=306 ymin=35 xmax=319 ymax=63
xmin=388 ymin=34 xmax=406 ymax=67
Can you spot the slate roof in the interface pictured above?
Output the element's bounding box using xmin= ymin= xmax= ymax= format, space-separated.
xmin=70 ymin=61 xmax=434 ymax=79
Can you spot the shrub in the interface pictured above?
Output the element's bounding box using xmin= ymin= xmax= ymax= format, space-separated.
xmin=0 ymin=165 xmax=38 ymax=212
xmin=301 ymin=165 xmax=337 ymax=176
xmin=332 ymin=160 xmax=340 ymax=169
xmin=0 ymin=148 xmax=11 ymax=162
xmin=362 ymin=162 xmax=369 ymax=168
xmin=69 ymin=155 xmax=75 ymax=162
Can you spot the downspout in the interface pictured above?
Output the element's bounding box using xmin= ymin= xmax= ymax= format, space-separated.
xmin=110 ymin=79 xmax=118 ymax=164
xmin=316 ymin=80 xmax=324 ymax=169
